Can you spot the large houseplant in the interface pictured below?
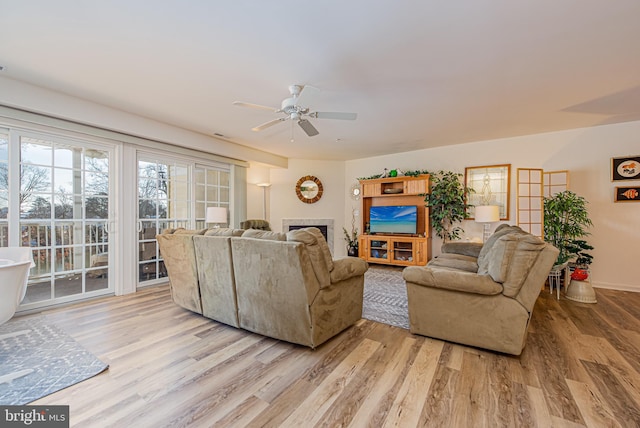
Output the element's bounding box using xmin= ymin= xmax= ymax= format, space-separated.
xmin=543 ymin=190 xmax=594 ymax=266
xmin=423 ymin=170 xmax=473 ymax=242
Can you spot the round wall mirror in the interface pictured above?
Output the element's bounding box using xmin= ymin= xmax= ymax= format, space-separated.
xmin=295 ymin=175 xmax=323 ymax=203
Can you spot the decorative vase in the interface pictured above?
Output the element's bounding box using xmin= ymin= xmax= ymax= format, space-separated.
xmin=347 ymin=246 xmax=359 ymax=257
xmin=565 ymin=279 xmax=597 ymax=304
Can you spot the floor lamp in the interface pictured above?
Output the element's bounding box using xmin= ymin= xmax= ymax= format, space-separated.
xmin=475 ymin=205 xmax=500 ymax=242
xmin=257 ymin=183 xmax=271 ymax=220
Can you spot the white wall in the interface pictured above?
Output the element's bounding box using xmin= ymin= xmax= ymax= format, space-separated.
xmin=345 ymin=120 xmax=640 ymax=292
xmin=269 ymin=159 xmax=346 ymax=256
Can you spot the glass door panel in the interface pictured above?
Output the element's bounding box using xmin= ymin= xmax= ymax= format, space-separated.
xmin=194 ymin=165 xmax=230 ymax=229
xmin=137 ymin=157 xmax=190 ymax=286
xmin=17 ymin=135 xmax=113 ymax=307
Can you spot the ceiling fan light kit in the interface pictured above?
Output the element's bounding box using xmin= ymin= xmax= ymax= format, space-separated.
xmin=234 ymin=84 xmax=357 ymax=138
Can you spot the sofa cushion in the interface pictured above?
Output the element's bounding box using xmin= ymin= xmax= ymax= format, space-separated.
xmin=478 ymin=232 xmax=548 ymax=297
xmin=403 ymin=266 xmax=503 ymax=295
xmin=441 ymin=241 xmax=483 ymax=258
xmin=160 ymin=228 xmax=207 ymax=235
xmin=173 ymin=228 xmax=207 ymax=235
xmin=286 ymin=227 xmax=334 ymax=272
xmin=427 ymin=253 xmax=478 ymax=273
xmin=205 ymin=228 xmax=244 ymax=237
xmin=241 ymin=229 xmax=287 ymax=241
xmin=477 ymin=225 xmax=525 ymax=267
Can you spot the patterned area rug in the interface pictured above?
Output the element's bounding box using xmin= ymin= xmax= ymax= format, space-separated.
xmin=0 ymin=316 xmax=108 ymax=405
xmin=363 ymin=265 xmax=409 ymax=329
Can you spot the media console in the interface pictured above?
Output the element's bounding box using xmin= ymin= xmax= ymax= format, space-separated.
xmin=358 ymin=174 xmax=431 ymax=266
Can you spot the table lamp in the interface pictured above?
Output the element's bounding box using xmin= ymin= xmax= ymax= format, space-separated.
xmin=475 ymin=205 xmax=500 ymax=242
xmin=206 ymin=207 xmax=227 ymax=228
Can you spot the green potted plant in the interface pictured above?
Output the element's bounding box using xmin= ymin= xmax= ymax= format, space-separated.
xmin=343 ymin=226 xmax=359 ymax=257
xmin=543 ymin=190 xmax=594 ymax=266
xmin=423 ymin=170 xmax=473 ymax=242
xmin=343 ymin=211 xmax=359 ymax=257
xmin=544 ymin=190 xmax=596 ymax=302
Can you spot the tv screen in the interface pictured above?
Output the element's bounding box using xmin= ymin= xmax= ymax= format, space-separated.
xmin=369 ymin=205 xmax=417 ymax=234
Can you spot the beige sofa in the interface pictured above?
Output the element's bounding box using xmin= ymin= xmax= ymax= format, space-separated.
xmin=402 ymin=225 xmax=559 ymax=355
xmin=157 ymin=227 xmax=368 ymax=348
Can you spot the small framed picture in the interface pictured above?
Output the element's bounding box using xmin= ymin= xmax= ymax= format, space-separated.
xmin=611 ymin=156 xmax=640 ymax=181
xmin=614 ymin=186 xmax=640 ymax=202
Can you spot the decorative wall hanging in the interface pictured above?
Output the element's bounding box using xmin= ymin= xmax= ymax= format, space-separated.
xmin=611 ymin=156 xmax=640 ymax=181
xmin=465 ymin=164 xmax=511 ymax=220
xmin=295 ymin=175 xmax=323 ymax=203
xmin=614 ymin=186 xmax=640 ymax=202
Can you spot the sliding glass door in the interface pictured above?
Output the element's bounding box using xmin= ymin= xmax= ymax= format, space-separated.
xmin=137 ymin=155 xmax=190 ymax=285
xmin=2 ymin=121 xmax=237 ymax=306
xmin=136 ymin=155 xmax=231 ymax=287
xmin=2 ymin=131 xmax=115 ymax=309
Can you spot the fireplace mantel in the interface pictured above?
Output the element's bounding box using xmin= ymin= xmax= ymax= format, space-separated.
xmin=282 ymin=218 xmax=334 ymax=254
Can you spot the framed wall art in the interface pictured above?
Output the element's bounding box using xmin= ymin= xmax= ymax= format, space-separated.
xmin=465 ymin=164 xmax=511 ymax=220
xmin=614 ymin=186 xmax=640 ymax=202
xmin=611 ymin=156 xmax=640 ymax=181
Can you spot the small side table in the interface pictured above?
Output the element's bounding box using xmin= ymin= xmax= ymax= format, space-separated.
xmin=548 ymin=263 xmax=569 ymax=300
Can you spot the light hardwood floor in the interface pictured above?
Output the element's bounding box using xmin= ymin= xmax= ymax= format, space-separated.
xmin=32 ymin=284 xmax=640 ymax=427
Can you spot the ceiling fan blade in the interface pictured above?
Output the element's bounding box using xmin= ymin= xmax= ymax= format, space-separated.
xmin=298 ymin=119 xmax=319 ymax=137
xmin=252 ymin=117 xmax=287 ymax=131
xmin=233 ymin=101 xmax=279 ymax=112
xmin=295 ymin=85 xmax=320 ymax=107
xmin=310 ymin=111 xmax=357 ymax=120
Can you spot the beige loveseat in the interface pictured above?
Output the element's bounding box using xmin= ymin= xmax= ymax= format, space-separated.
xmin=402 ymin=225 xmax=559 ymax=355
xmin=157 ymin=227 xmax=368 ymax=348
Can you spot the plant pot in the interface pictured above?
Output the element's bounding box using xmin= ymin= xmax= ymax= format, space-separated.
xmin=347 ymin=247 xmax=359 ymax=257
xmin=565 ymin=279 xmax=597 ymax=304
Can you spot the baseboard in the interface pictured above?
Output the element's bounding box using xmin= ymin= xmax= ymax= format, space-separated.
xmin=592 ymin=281 xmax=640 ymax=293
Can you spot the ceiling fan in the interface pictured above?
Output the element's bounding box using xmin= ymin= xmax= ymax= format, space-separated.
xmin=233 ymin=84 xmax=357 ymax=137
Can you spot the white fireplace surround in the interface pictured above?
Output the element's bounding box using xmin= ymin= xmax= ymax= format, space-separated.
xmin=282 ymin=218 xmax=334 ymax=254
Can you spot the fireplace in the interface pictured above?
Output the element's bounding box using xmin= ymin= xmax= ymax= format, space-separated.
xmin=282 ymin=218 xmax=334 ymax=254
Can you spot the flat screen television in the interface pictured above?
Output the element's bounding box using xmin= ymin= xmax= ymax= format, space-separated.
xmin=369 ymin=205 xmax=417 ymax=235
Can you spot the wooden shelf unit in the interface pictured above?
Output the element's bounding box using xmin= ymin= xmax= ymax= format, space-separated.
xmin=358 ymin=175 xmax=431 ymax=266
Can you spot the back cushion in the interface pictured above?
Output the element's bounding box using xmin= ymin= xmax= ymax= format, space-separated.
xmin=241 ymin=229 xmax=287 ymax=241
xmin=205 ymin=228 xmax=244 ymax=237
xmin=164 ymin=228 xmax=207 ymax=235
xmin=478 ymin=233 xmax=547 ymax=297
xmin=286 ymin=227 xmax=334 ymax=273
xmin=477 ymin=225 xmax=525 ymax=264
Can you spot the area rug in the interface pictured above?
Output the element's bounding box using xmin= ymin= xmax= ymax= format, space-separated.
xmin=363 ymin=265 xmax=409 ymax=329
xmin=0 ymin=316 xmax=108 ymax=405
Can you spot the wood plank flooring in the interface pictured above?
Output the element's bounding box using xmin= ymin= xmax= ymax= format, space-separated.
xmin=30 ymin=285 xmax=640 ymax=427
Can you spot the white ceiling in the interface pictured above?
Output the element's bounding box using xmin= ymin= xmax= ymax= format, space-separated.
xmin=1 ymin=1 xmax=640 ymax=161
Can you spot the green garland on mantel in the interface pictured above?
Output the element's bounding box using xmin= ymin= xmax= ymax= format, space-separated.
xmin=357 ymin=169 xmax=431 ymax=180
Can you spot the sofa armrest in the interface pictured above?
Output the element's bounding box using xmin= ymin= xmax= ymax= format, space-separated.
xmin=403 ymin=266 xmax=503 ymax=295
xmin=441 ymin=241 xmax=483 ymax=258
xmin=330 ymin=257 xmax=369 ymax=284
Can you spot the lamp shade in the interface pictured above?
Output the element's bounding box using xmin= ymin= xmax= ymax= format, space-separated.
xmin=206 ymin=207 xmax=227 ymax=224
xmin=474 ymin=205 xmax=500 ymax=223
